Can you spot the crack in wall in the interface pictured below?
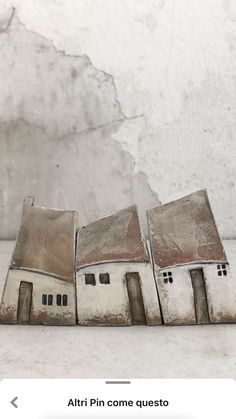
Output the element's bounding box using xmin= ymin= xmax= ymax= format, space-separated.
xmin=0 ymin=8 xmax=124 ymax=136
xmin=0 ymin=7 xmax=15 ymax=33
xmin=57 ymin=113 xmax=145 ymax=143
xmin=0 ymin=7 xmax=134 ymax=126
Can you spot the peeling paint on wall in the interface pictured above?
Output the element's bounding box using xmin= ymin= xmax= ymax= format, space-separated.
xmin=0 ymin=8 xmax=160 ymax=238
xmin=0 ymin=9 xmax=124 ymax=136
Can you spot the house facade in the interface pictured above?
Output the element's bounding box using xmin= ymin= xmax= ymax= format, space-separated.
xmin=76 ymin=206 xmax=162 ymax=326
xmin=147 ymin=190 xmax=236 ymax=325
xmin=1 ymin=190 xmax=235 ymax=327
xmin=0 ymin=197 xmax=77 ymax=325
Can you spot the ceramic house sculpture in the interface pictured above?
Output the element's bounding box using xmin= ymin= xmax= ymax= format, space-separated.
xmin=147 ymin=190 xmax=236 ymax=325
xmin=76 ymin=205 xmax=162 ymax=326
xmin=0 ymin=197 xmax=77 ymax=325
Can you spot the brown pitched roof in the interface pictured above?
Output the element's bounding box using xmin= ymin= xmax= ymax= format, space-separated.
xmin=147 ymin=190 xmax=227 ymax=269
xmin=76 ymin=205 xmax=149 ymax=268
xmin=11 ymin=199 xmax=77 ymax=281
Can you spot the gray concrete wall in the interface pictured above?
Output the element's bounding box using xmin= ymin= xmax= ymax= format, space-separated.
xmin=0 ymin=1 xmax=235 ymax=239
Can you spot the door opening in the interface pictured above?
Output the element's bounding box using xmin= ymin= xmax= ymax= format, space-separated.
xmin=126 ymin=272 xmax=146 ymax=325
xmin=190 ymin=268 xmax=210 ymax=324
xmin=17 ymin=281 xmax=33 ymax=324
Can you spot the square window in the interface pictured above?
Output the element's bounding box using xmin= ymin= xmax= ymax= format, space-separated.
xmin=168 ymin=272 xmax=172 ymax=277
xmin=42 ymin=294 xmax=47 ymax=305
xmin=85 ymin=273 xmax=96 ymax=286
xmin=222 ymin=264 xmax=226 ymax=269
xmin=57 ymin=294 xmax=62 ymax=306
xmin=63 ymin=295 xmax=68 ymax=306
xmin=99 ymin=273 xmax=110 ymax=284
xmin=223 ymin=270 xmax=227 ymax=276
xmin=218 ymin=271 xmax=222 ymax=276
xmin=163 ymin=277 xmax=168 ymax=284
xmin=217 ymin=264 xmax=220 ymax=269
xmin=163 ymin=272 xmax=167 ymax=277
xmin=48 ymin=295 xmax=53 ymax=305
xmin=169 ymin=278 xmax=173 ymax=284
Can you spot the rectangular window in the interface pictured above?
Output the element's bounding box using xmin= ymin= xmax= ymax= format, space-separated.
xmin=57 ymin=294 xmax=62 ymax=306
xmin=48 ymin=295 xmax=53 ymax=305
xmin=162 ymin=271 xmax=173 ymax=284
xmin=85 ymin=273 xmax=96 ymax=286
xmin=42 ymin=294 xmax=47 ymax=305
xmin=99 ymin=273 xmax=110 ymax=284
xmin=217 ymin=264 xmax=227 ymax=277
xmin=63 ymin=295 xmax=68 ymax=306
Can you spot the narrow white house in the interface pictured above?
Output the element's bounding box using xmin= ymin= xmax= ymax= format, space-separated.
xmin=76 ymin=205 xmax=162 ymax=326
xmin=0 ymin=197 xmax=77 ymax=325
xmin=147 ymin=190 xmax=236 ymax=325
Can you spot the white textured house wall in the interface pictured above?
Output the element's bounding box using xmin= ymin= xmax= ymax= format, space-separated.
xmin=0 ymin=269 xmax=76 ymax=324
xmin=156 ymin=263 xmax=236 ymax=325
xmin=204 ymin=264 xmax=236 ymax=323
xmin=0 ymin=1 xmax=236 ymax=238
xmin=76 ymin=262 xmax=161 ymax=325
xmin=156 ymin=266 xmax=196 ymax=325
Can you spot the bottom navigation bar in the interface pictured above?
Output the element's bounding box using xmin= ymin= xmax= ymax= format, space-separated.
xmin=0 ymin=378 xmax=235 ymax=418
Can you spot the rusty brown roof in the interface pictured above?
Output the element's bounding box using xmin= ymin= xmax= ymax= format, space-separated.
xmin=147 ymin=190 xmax=227 ymax=269
xmin=11 ymin=200 xmax=77 ymax=281
xmin=76 ymin=205 xmax=149 ymax=268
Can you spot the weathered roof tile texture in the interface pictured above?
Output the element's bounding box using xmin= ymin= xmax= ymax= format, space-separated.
xmin=77 ymin=205 xmax=149 ymax=268
xmin=11 ymin=204 xmax=77 ymax=281
xmin=147 ymin=190 xmax=227 ymax=269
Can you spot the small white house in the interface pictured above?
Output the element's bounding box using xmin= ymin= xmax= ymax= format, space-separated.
xmin=76 ymin=205 xmax=162 ymax=326
xmin=147 ymin=190 xmax=236 ymax=325
xmin=0 ymin=197 xmax=77 ymax=325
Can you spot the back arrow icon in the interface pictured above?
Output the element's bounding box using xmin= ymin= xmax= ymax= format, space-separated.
xmin=10 ymin=397 xmax=18 ymax=408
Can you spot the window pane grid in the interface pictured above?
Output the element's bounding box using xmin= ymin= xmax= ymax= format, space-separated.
xmin=217 ymin=264 xmax=227 ymax=277
xmin=41 ymin=294 xmax=68 ymax=306
xmin=162 ymin=272 xmax=173 ymax=284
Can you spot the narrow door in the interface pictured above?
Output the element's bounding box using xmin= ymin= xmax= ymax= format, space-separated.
xmin=17 ymin=281 xmax=33 ymax=324
xmin=126 ymin=273 xmax=146 ymax=325
xmin=190 ymin=269 xmax=210 ymax=324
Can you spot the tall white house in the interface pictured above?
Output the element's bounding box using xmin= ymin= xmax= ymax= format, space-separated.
xmin=147 ymin=190 xmax=236 ymax=325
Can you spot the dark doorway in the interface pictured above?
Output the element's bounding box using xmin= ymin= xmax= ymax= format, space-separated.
xmin=17 ymin=281 xmax=33 ymax=324
xmin=126 ymin=273 xmax=146 ymax=325
xmin=190 ymin=269 xmax=210 ymax=324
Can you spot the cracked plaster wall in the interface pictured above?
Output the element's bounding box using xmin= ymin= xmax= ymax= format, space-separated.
xmin=0 ymin=1 xmax=236 ymax=238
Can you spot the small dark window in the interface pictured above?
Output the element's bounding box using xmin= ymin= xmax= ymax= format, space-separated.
xmin=85 ymin=273 xmax=96 ymax=286
xmin=57 ymin=294 xmax=62 ymax=306
xmin=99 ymin=273 xmax=110 ymax=284
xmin=42 ymin=294 xmax=47 ymax=305
xmin=163 ymin=271 xmax=173 ymax=283
xmin=217 ymin=264 xmax=227 ymax=277
xmin=63 ymin=295 xmax=68 ymax=306
xmin=48 ymin=295 xmax=53 ymax=305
